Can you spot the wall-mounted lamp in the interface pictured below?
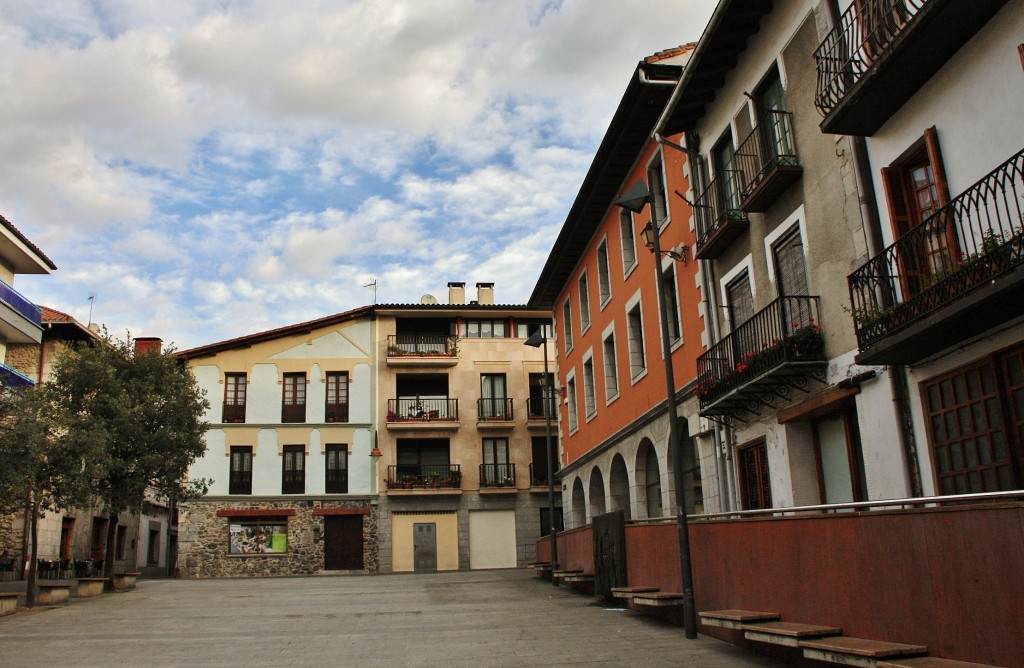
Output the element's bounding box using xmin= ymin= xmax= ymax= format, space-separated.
xmin=640 ymin=223 xmax=689 ymax=264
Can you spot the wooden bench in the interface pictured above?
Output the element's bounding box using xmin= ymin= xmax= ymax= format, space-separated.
xmin=36 ymin=583 xmax=73 ymax=606
xmin=878 ymin=658 xmax=1007 ymax=668
xmin=698 ymin=609 xmax=780 ymax=629
xmin=112 ymin=572 xmax=140 ymax=591
xmin=0 ymin=592 xmax=19 ymax=616
xmin=799 ymin=636 xmax=927 ymax=667
xmin=76 ymin=577 xmax=109 ymax=598
xmin=741 ymin=621 xmax=842 ymax=647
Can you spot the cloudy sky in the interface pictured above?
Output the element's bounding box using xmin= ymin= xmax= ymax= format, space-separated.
xmin=1 ymin=0 xmax=714 ymax=350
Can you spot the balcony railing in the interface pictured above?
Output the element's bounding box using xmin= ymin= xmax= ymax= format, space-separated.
xmin=696 ymin=296 xmax=825 ymax=418
xmin=480 ymin=463 xmax=516 ymax=488
xmin=387 ymin=334 xmax=457 ymax=357
xmin=528 ymin=462 xmax=560 ymax=487
xmin=386 ymin=464 xmax=461 ymax=489
xmin=734 ymin=111 xmax=802 ymax=213
xmin=848 ymin=147 xmax=1024 ymax=363
xmin=222 ymin=402 xmax=245 ymax=424
xmin=325 ymin=402 xmax=349 ymax=423
xmin=813 ymin=0 xmax=1007 ymax=135
xmin=814 ymin=0 xmax=926 ymax=121
xmin=526 ymin=396 xmax=555 ymax=420
xmin=387 ymin=398 xmax=458 ymax=422
xmin=693 ymin=170 xmax=749 ymax=260
xmin=0 ymin=278 xmax=43 ymax=326
xmin=477 ymin=397 xmax=513 ymax=421
xmin=282 ymin=470 xmax=305 ymax=495
xmin=229 ymin=471 xmax=252 ymax=495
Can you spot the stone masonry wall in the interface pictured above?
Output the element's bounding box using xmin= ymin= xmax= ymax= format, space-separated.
xmin=177 ymin=497 xmax=378 ymax=578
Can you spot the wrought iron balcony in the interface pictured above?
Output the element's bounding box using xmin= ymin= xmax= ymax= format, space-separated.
xmin=528 ymin=462 xmax=559 ymax=488
xmin=848 ymin=147 xmax=1024 ymax=365
xmin=734 ymin=111 xmax=802 ymax=213
xmin=386 ymin=398 xmax=459 ymax=422
xmin=814 ymin=0 xmax=1010 ymax=135
xmin=479 ymin=463 xmax=516 ymax=488
xmin=0 ymin=362 xmax=34 ymax=389
xmin=696 ymin=296 xmax=826 ymax=421
xmin=477 ymin=397 xmax=513 ymax=422
xmin=386 ymin=464 xmax=461 ymax=490
xmin=693 ymin=170 xmax=749 ymax=260
xmin=386 ymin=334 xmax=458 ymax=365
xmin=526 ymin=396 xmax=555 ymax=422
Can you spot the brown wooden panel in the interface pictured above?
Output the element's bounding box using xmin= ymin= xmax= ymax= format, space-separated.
xmin=323 ymin=515 xmax=363 ymax=571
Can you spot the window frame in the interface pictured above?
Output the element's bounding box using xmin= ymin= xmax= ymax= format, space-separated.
xmin=602 ymin=326 xmax=619 ymax=404
xmin=626 ymin=296 xmax=647 ymax=382
xmin=578 ymin=270 xmax=591 ymax=333
xmin=565 ymin=372 xmax=579 ymax=434
xmin=282 ymin=372 xmax=307 ymax=423
xmin=325 ymin=371 xmax=349 ymax=423
xmin=596 ymin=238 xmax=612 ymax=307
xmin=281 ymin=444 xmax=306 ymax=495
xmin=582 ymin=351 xmax=597 ymax=421
xmin=619 ymin=209 xmax=638 ymax=277
xmin=229 ymin=446 xmax=253 ymax=495
xmin=647 ymin=150 xmax=670 ymax=229
xmin=223 ymin=372 xmax=247 ymax=423
xmin=325 ymin=444 xmax=349 ymax=494
xmin=561 ymin=297 xmax=574 ymax=353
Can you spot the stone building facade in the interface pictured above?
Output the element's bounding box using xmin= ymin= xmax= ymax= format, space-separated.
xmin=177 ymin=497 xmax=379 ymax=578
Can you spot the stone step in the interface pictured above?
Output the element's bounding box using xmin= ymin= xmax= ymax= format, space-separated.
xmin=633 ymin=592 xmax=685 ymax=607
xmin=878 ymin=657 xmax=1007 ymax=668
xmin=742 ymin=621 xmax=843 ymax=647
xmin=609 ymin=586 xmax=659 ymax=600
xmin=799 ymin=636 xmax=927 ymax=667
xmin=698 ymin=609 xmax=781 ymax=629
xmin=562 ymin=573 xmax=594 ymax=583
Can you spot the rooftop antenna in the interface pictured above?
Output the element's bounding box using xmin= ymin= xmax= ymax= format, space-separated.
xmin=364 ymin=278 xmax=378 ymax=304
xmin=87 ymin=293 xmax=96 ymax=327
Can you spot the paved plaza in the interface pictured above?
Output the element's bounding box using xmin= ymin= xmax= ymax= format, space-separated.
xmin=0 ymin=569 xmax=791 ymax=667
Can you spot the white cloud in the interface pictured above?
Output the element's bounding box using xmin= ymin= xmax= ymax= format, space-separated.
xmin=2 ymin=0 xmax=716 ymax=349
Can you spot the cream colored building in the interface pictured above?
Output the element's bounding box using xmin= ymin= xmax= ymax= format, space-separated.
xmin=177 ymin=307 xmax=380 ymax=577
xmin=376 ymin=283 xmax=559 ymax=572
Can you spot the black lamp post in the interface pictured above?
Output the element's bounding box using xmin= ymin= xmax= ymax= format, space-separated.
xmin=524 ymin=328 xmax=559 ymax=585
xmin=615 ymin=179 xmax=698 ymax=639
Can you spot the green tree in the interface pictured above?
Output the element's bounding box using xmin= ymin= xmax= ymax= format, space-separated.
xmin=0 ymin=385 xmax=104 ymax=607
xmin=48 ymin=332 xmax=210 ymax=581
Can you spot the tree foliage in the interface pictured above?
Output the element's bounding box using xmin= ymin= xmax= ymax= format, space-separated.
xmin=47 ymin=331 xmax=212 ymax=515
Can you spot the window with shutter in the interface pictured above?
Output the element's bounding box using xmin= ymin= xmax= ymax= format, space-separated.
xmin=739 ymin=440 xmax=771 ymax=510
xmin=882 ymin=127 xmax=957 ymax=296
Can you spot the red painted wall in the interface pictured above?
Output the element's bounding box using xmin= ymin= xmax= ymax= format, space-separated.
xmin=542 ymin=504 xmax=1024 ymax=666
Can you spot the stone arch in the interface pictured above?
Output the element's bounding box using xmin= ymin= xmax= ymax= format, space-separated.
xmin=570 ymin=477 xmax=587 ymax=529
xmin=635 ymin=438 xmax=664 ymax=519
xmin=608 ymin=454 xmax=631 ymax=520
xmin=588 ymin=467 xmax=607 ymax=519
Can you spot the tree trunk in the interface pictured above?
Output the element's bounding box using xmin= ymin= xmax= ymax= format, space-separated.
xmin=25 ymin=496 xmax=39 ymax=608
xmin=103 ymin=512 xmax=119 ymax=589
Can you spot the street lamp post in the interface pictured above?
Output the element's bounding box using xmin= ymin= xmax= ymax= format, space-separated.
xmin=524 ymin=328 xmax=559 ymax=585
xmin=615 ymin=179 xmax=698 ymax=639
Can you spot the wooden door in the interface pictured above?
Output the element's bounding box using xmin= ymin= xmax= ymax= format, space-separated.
xmin=592 ymin=511 xmax=627 ymax=601
xmin=323 ymin=515 xmax=364 ymax=571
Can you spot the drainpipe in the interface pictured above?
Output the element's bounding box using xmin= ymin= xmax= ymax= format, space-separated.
xmin=826 ymin=0 xmax=922 ymax=498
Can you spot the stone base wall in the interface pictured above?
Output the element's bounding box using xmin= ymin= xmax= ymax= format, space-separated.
xmin=177 ymin=497 xmax=378 ymax=578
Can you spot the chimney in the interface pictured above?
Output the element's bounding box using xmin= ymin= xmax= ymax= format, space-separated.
xmin=134 ymin=337 xmax=163 ymax=356
xmin=476 ymin=282 xmax=494 ymax=305
xmin=448 ymin=282 xmax=466 ymax=305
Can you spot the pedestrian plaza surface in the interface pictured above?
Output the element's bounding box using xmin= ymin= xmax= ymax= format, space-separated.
xmin=0 ymin=569 xmax=790 ymax=667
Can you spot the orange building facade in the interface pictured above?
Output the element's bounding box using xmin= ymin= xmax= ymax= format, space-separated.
xmin=530 ymin=45 xmax=719 ymax=528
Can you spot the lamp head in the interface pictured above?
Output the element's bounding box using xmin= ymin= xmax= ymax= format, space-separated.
xmin=614 ymin=180 xmax=651 ymax=213
xmin=524 ymin=330 xmax=545 ymax=348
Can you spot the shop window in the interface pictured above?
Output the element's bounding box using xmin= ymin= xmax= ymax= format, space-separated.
xmin=228 ymin=517 xmax=288 ymax=554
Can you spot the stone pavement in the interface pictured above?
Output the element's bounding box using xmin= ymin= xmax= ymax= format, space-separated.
xmin=0 ymin=569 xmax=792 ymax=667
